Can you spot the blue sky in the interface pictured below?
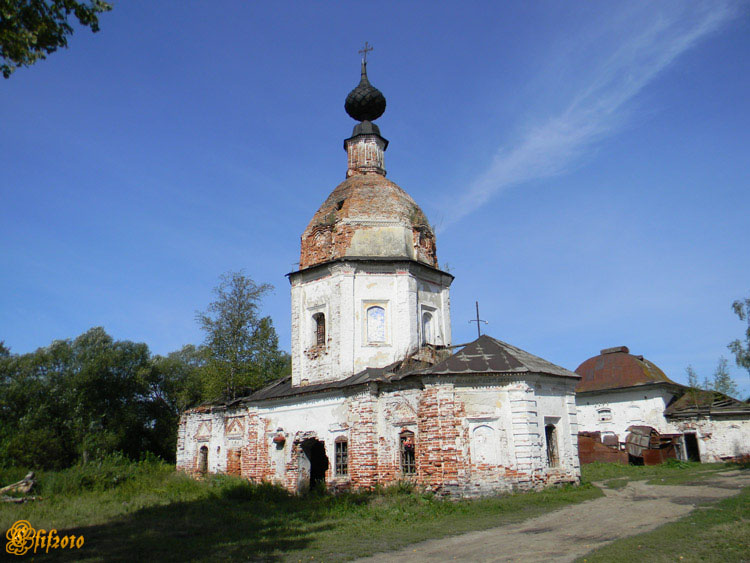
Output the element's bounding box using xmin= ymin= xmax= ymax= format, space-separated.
xmin=2 ymin=1 xmax=749 ymax=397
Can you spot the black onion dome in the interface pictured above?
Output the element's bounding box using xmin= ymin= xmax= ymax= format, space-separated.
xmin=344 ymin=61 xmax=386 ymax=122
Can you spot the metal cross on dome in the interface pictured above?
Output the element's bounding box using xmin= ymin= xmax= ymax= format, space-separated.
xmin=359 ymin=42 xmax=373 ymax=63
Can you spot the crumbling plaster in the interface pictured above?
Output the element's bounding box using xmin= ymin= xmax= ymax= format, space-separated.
xmin=176 ymin=375 xmax=579 ymax=496
xmin=669 ymin=416 xmax=750 ymax=462
xmin=290 ymin=261 xmax=452 ymax=386
xmin=576 ymin=386 xmax=677 ymax=442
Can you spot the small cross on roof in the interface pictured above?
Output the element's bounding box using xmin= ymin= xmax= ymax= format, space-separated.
xmin=359 ymin=42 xmax=373 ymax=63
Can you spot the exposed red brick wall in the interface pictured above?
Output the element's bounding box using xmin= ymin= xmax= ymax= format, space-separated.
xmin=241 ymin=414 xmax=274 ymax=482
xmin=416 ymin=385 xmax=465 ymax=493
xmin=226 ymin=448 xmax=242 ymax=476
xmin=349 ymin=391 xmax=379 ymax=488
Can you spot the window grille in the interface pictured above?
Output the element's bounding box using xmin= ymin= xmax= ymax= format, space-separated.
xmin=400 ymin=431 xmax=416 ymax=475
xmin=335 ymin=439 xmax=348 ymax=476
xmin=313 ymin=313 xmax=326 ymax=346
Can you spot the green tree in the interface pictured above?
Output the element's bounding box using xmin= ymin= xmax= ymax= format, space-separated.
xmin=0 ymin=0 xmax=112 ymax=78
xmin=685 ymin=365 xmax=699 ymax=388
xmin=711 ymin=356 xmax=739 ymax=398
xmin=0 ymin=328 xmax=191 ymax=468
xmin=197 ymin=271 xmax=289 ymax=401
xmin=729 ymin=296 xmax=750 ymax=382
xmin=151 ymin=344 xmax=206 ymax=412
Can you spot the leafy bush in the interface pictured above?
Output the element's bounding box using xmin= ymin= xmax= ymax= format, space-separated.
xmin=37 ymin=452 xmax=172 ymax=495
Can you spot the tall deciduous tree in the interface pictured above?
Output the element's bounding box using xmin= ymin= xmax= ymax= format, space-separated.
xmin=196 ymin=271 xmax=289 ymax=401
xmin=0 ymin=0 xmax=112 ymax=78
xmin=729 ymin=296 xmax=750 ymax=384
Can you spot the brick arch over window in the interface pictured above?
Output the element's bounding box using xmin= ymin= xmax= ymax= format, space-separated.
xmin=313 ymin=312 xmax=326 ymax=346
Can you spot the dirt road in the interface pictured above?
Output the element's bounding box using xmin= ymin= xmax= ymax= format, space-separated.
xmin=355 ymin=470 xmax=750 ymax=563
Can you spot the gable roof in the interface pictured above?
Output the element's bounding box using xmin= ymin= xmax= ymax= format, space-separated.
xmin=665 ymin=389 xmax=750 ymax=418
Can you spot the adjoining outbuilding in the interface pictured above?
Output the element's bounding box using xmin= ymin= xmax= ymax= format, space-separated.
xmin=575 ymin=346 xmax=750 ymax=464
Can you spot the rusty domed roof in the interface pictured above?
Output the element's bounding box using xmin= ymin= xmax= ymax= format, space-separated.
xmin=299 ymin=174 xmax=437 ymax=269
xmin=574 ymin=346 xmax=676 ymax=393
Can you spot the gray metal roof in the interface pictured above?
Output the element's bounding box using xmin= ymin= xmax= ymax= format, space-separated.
xmin=421 ymin=335 xmax=579 ymax=379
xmin=239 ymin=335 xmax=577 ymax=405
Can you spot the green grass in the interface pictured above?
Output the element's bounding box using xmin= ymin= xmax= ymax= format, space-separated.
xmin=1 ymin=459 xmax=602 ymax=562
xmin=581 ymin=460 xmax=727 ymax=487
xmin=578 ymin=485 xmax=750 ymax=563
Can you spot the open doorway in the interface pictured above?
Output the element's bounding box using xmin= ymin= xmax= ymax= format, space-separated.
xmin=300 ymin=438 xmax=329 ymax=491
xmin=198 ymin=445 xmax=208 ymax=474
xmin=683 ymin=433 xmax=701 ymax=462
xmin=545 ymin=424 xmax=559 ymax=467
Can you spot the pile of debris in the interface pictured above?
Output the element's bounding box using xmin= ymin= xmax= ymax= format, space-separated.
xmin=625 ymin=426 xmax=681 ymax=465
xmin=1 ymin=472 xmax=42 ymax=503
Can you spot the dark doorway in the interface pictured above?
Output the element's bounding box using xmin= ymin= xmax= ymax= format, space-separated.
xmin=545 ymin=424 xmax=558 ymax=467
xmin=198 ymin=445 xmax=208 ymax=474
xmin=302 ymin=438 xmax=329 ymax=490
xmin=684 ymin=433 xmax=701 ymax=462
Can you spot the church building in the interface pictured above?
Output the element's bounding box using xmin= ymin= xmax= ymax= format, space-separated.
xmin=176 ymin=55 xmax=581 ymax=496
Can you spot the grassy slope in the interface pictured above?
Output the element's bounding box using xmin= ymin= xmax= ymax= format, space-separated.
xmin=1 ymin=461 xmax=601 ymax=562
xmin=6 ymin=460 xmax=744 ymax=561
xmin=578 ymin=461 xmax=750 ymax=562
xmin=579 ymin=486 xmax=750 ymax=563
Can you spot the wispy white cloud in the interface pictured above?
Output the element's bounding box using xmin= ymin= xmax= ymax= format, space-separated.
xmin=445 ymin=2 xmax=741 ymax=229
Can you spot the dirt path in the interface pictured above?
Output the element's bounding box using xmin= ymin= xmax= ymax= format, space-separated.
xmin=355 ymin=470 xmax=750 ymax=563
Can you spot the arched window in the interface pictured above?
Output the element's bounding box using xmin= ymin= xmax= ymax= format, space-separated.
xmin=367 ymin=306 xmax=385 ymax=343
xmin=198 ymin=445 xmax=208 ymax=474
xmin=421 ymin=312 xmax=434 ymax=346
xmin=313 ymin=313 xmax=325 ymax=346
xmin=400 ymin=430 xmax=416 ymax=475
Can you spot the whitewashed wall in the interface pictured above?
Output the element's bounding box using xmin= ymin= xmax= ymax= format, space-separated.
xmin=576 ymin=386 xmax=678 ymax=441
xmin=290 ymin=261 xmax=452 ymax=386
xmin=670 ymin=417 xmax=750 ymax=462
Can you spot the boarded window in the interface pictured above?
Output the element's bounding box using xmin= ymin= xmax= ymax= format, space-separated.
xmin=400 ymin=430 xmax=416 ymax=475
xmin=367 ymin=306 xmax=385 ymax=343
xmin=545 ymin=424 xmax=559 ymax=467
xmin=421 ymin=312 xmax=433 ymax=345
xmin=313 ymin=313 xmax=326 ymax=346
xmin=198 ymin=445 xmax=208 ymax=474
xmin=335 ymin=439 xmax=348 ymax=476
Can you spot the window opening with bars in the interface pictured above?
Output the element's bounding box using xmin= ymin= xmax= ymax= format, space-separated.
xmin=400 ymin=430 xmax=416 ymax=475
